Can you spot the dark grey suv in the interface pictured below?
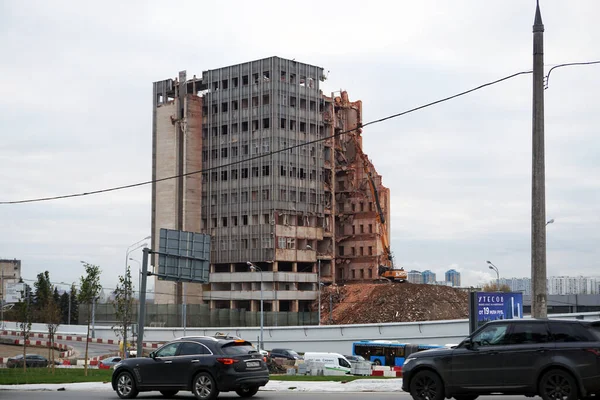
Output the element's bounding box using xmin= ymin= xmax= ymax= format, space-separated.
xmin=111 ymin=336 xmax=268 ymax=400
xmin=402 ymin=319 xmax=600 ymax=400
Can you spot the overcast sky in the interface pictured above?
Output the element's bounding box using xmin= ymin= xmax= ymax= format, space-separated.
xmin=1 ymin=0 xmax=598 ymax=294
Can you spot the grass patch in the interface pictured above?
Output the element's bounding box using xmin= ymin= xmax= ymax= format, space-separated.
xmin=269 ymin=375 xmax=397 ymax=382
xmin=0 ymin=368 xmax=113 ymax=385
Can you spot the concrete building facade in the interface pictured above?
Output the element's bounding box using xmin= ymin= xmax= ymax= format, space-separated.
xmin=151 ymin=57 xmax=391 ymax=314
xmin=0 ymin=259 xmax=22 ymax=304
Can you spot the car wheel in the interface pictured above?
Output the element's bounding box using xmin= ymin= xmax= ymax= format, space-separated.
xmin=539 ymin=369 xmax=578 ymax=400
xmin=455 ymin=396 xmax=478 ymax=400
xmin=235 ymin=386 xmax=259 ymax=398
xmin=115 ymin=371 xmax=139 ymax=399
xmin=159 ymin=390 xmax=179 ymax=397
xmin=410 ymin=370 xmax=445 ymax=400
xmin=192 ymin=372 xmax=219 ymax=400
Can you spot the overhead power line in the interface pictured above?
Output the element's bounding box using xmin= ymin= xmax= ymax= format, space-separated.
xmin=9 ymin=64 xmax=600 ymax=206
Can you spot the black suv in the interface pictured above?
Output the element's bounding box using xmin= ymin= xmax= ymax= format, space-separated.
xmin=269 ymin=348 xmax=302 ymax=360
xmin=402 ymin=319 xmax=600 ymax=400
xmin=111 ymin=336 xmax=269 ymax=400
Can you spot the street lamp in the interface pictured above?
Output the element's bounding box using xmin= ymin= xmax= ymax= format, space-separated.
xmin=486 ymin=261 xmax=500 ymax=290
xmin=306 ymin=245 xmax=321 ymax=325
xmin=124 ymin=237 xmax=150 ymax=358
xmin=247 ymin=261 xmax=263 ymax=350
xmin=546 ymin=219 xmax=554 ymax=226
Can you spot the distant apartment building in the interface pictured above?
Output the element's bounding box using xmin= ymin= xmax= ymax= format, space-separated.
xmin=445 ymin=269 xmax=461 ymax=287
xmin=548 ymin=276 xmax=599 ymax=295
xmin=421 ymin=270 xmax=436 ymax=284
xmin=151 ymin=57 xmax=391 ymax=311
xmin=407 ymin=270 xmax=422 ymax=284
xmin=499 ymin=277 xmax=532 ymax=295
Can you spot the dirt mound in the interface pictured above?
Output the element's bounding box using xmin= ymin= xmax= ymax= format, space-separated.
xmin=318 ymin=283 xmax=468 ymax=324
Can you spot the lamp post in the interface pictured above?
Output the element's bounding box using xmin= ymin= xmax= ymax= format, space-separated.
xmin=306 ymin=245 xmax=321 ymax=325
xmin=486 ymin=261 xmax=500 ymax=290
xmin=124 ymin=237 xmax=150 ymax=358
xmin=247 ymin=261 xmax=263 ymax=350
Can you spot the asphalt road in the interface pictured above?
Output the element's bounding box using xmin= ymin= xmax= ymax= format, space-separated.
xmin=0 ymin=391 xmax=544 ymax=400
xmin=1 ymin=335 xmax=119 ymax=359
xmin=0 ymin=391 xmax=407 ymax=400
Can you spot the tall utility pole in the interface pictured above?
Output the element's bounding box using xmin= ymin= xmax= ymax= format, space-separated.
xmin=531 ymin=0 xmax=547 ymax=318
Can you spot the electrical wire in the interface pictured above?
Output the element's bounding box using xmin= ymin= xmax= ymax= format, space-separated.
xmin=0 ymin=69 xmax=535 ymax=205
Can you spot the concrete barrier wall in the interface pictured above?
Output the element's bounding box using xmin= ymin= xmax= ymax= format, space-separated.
xmin=4 ymin=311 xmax=598 ymax=355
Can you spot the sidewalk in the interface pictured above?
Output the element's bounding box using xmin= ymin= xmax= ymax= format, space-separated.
xmin=0 ymin=379 xmax=404 ymax=392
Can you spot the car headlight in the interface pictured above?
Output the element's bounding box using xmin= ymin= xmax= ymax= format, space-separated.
xmin=403 ymin=357 xmax=416 ymax=367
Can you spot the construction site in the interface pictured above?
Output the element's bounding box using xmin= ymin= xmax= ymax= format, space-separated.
xmin=146 ymin=56 xmax=462 ymax=327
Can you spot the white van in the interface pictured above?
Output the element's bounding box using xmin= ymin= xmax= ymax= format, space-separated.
xmin=303 ymin=352 xmax=352 ymax=375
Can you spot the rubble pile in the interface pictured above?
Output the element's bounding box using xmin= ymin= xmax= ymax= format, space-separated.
xmin=318 ymin=283 xmax=469 ymax=324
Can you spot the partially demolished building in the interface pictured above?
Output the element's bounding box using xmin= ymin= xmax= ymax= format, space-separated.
xmin=151 ymin=56 xmax=390 ymax=315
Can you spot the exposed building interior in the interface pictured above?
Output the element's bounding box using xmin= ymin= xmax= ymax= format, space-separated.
xmin=151 ymin=57 xmax=390 ymax=315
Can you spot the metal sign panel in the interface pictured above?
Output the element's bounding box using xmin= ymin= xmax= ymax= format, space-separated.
xmin=157 ymin=228 xmax=211 ymax=283
xmin=5 ymin=282 xmax=25 ymax=303
xmin=475 ymin=291 xmax=523 ymax=329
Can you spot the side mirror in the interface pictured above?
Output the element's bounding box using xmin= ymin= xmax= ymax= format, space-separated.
xmin=462 ymin=338 xmax=474 ymax=349
xmin=149 ymin=352 xmax=156 ymax=359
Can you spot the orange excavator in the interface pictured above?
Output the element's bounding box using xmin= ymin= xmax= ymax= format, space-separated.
xmin=353 ymin=136 xmax=408 ymax=283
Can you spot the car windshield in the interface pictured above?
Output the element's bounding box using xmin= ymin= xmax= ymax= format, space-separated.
xmin=287 ymin=350 xmax=299 ymax=357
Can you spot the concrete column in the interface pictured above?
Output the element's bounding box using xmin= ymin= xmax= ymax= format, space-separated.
xmin=291 ymin=300 xmax=299 ymax=312
xmin=292 ymin=262 xmax=298 ymax=272
xmin=272 ymin=261 xmax=279 ymax=272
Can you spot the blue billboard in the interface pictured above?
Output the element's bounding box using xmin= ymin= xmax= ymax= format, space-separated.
xmin=476 ymin=292 xmax=523 ymax=328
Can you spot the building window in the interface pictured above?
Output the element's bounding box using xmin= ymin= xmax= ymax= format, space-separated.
xmin=221 ymin=194 xmax=228 ymax=204
xmin=242 ymin=215 xmax=248 ymax=225
xmin=252 ymin=167 xmax=259 ymax=177
xmin=252 ymin=214 xmax=259 ymax=225
xmin=280 ymin=189 xmax=286 ymax=200
xmin=369 ymin=224 xmax=373 ymax=233
xmin=360 ymin=225 xmax=364 ymax=233
xmin=241 ymin=168 xmax=249 ymax=178
xmin=278 ymin=237 xmax=286 ymax=249
xmin=359 ymin=247 xmax=364 ymax=256
xmin=232 ymin=216 xmax=238 ymax=226
xmin=263 ymin=214 xmax=270 ymax=224
xmin=241 ymin=192 xmax=248 ymax=202
xmin=252 ymin=190 xmax=258 ymax=201
xmin=231 ymin=193 xmax=238 ymax=203
xmin=242 ymin=75 xmax=249 ymax=85
xmin=262 ymin=189 xmax=270 ymax=200
xmin=231 ymin=169 xmax=238 ymax=180
xmin=338 ymin=246 xmax=344 ymax=256
xmin=221 ymin=171 xmax=228 ymax=181
xmin=262 ymin=237 xmax=271 ymax=249
xmin=222 ymin=217 xmax=228 ymax=227
xmin=286 ymin=238 xmax=295 ymax=249
xmin=351 ymin=247 xmax=356 ymax=256
xmin=368 ymin=246 xmax=373 ymax=255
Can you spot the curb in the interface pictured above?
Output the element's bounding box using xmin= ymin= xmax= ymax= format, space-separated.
xmin=1 ymin=330 xmax=163 ymax=348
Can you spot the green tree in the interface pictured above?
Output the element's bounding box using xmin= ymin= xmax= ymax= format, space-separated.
xmin=15 ymin=286 xmax=32 ymax=372
xmin=78 ymin=262 xmax=102 ymax=376
xmin=33 ymin=271 xmax=53 ymax=322
xmin=112 ymin=266 xmax=135 ymax=358
xmin=43 ymin=296 xmax=61 ymax=374
xmin=482 ymin=283 xmax=512 ymax=292
xmin=69 ymin=284 xmax=79 ymax=324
